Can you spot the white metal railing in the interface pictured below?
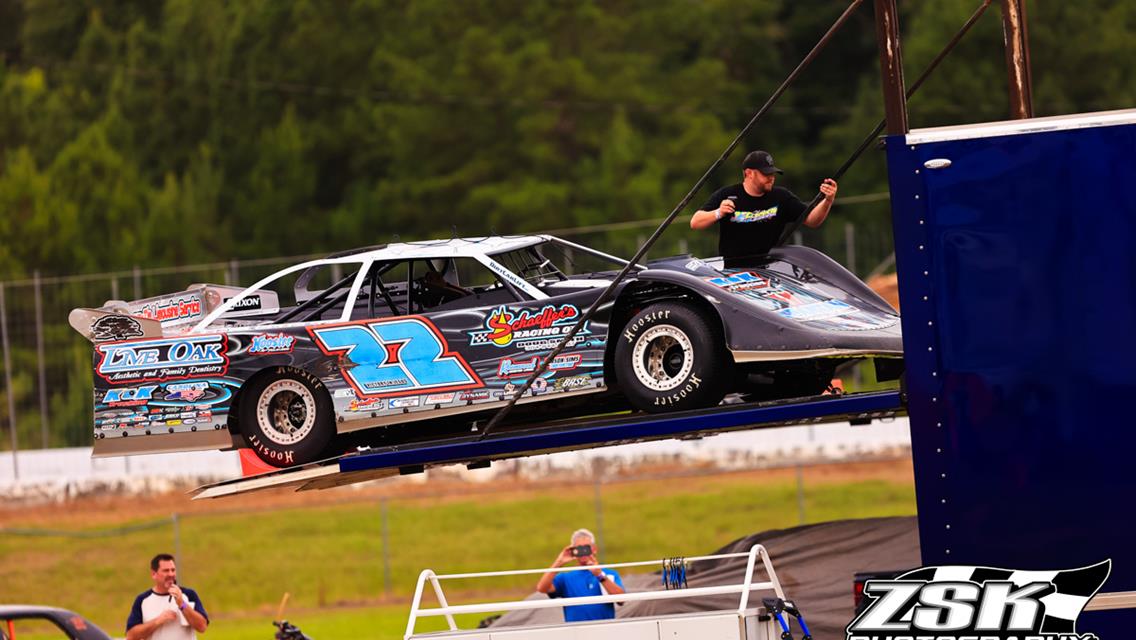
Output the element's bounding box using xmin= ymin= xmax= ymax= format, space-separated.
xmin=404 ymin=544 xmax=786 ymax=639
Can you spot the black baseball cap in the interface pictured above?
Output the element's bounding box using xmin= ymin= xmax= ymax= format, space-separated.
xmin=742 ymin=150 xmax=783 ymax=175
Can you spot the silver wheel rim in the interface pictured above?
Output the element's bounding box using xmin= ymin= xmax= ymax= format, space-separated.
xmin=631 ymin=324 xmax=694 ymax=392
xmin=256 ymin=379 xmax=316 ymax=446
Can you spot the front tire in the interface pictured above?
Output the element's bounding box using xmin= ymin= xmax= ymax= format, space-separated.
xmin=615 ymin=302 xmax=729 ymax=413
xmin=240 ymin=368 xmax=335 ymax=467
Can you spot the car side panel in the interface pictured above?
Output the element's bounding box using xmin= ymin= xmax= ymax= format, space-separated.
xmin=90 ymin=290 xmax=614 ymax=452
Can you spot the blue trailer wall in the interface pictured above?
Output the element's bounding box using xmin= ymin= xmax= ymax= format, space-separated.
xmin=887 ymin=111 xmax=1136 ymax=634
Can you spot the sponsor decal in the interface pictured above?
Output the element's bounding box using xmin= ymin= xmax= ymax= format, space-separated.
xmin=707 ymin=271 xmax=770 ymax=292
xmin=530 ymin=377 xmax=549 ymax=395
xmin=223 ymin=294 xmax=262 ymax=312
xmin=389 ymin=396 xmax=421 ymax=409
xmin=554 ymin=374 xmax=592 ymax=391
xmin=470 ymin=305 xmax=590 ymax=351
xmin=778 ymin=299 xmax=854 ymax=321
xmin=166 ymin=419 xmax=182 ymax=426
xmin=310 ymin=317 xmax=481 ymax=397
xmin=333 ymin=388 xmax=357 ymax=399
xmin=101 ymin=385 xmax=158 ymax=406
xmin=485 ymin=259 xmax=541 ymax=295
xmin=730 ymin=206 xmax=778 ymax=224
xmin=347 ymin=397 xmax=386 ymax=412
xmin=137 ymin=295 xmax=203 ymax=324
xmin=847 ymin=561 xmax=1110 ymax=640
xmin=164 ymin=381 xmax=209 ymax=402
xmin=197 ymin=410 xmax=212 ymax=420
xmin=548 ymin=354 xmax=582 ymax=372
xmin=424 ymin=392 xmax=456 ymax=405
xmin=90 ymin=315 xmax=144 ymax=342
xmin=96 ymin=335 xmax=229 ymax=383
xmin=498 ymin=356 xmax=539 ymax=378
xmin=248 ymin=332 xmax=296 ymax=354
xmin=183 ymin=418 xmax=196 ymax=425
xmin=459 ymin=390 xmax=491 ymax=402
xmin=684 ymin=258 xmax=709 ymax=272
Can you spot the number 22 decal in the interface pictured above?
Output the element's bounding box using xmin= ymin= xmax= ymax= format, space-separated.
xmin=310 ymin=317 xmax=482 ymax=397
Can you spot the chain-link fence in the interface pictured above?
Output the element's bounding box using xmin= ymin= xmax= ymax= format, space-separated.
xmin=0 ymin=195 xmax=895 ymax=470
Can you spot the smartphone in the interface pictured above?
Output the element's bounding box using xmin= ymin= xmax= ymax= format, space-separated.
xmin=571 ymin=544 xmax=593 ymax=557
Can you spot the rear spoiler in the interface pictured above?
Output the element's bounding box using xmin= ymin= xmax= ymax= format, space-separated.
xmin=68 ymin=283 xmax=279 ymax=343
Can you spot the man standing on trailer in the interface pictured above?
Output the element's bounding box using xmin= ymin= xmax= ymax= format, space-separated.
xmin=690 ymin=150 xmax=838 ymax=268
xmin=537 ymin=528 xmax=626 ymax=622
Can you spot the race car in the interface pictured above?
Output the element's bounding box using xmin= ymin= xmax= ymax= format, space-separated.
xmin=69 ymin=235 xmax=902 ymax=467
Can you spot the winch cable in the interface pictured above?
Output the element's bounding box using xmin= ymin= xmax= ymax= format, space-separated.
xmin=774 ymin=0 xmax=993 ymax=249
xmin=478 ymin=0 xmax=866 ymax=440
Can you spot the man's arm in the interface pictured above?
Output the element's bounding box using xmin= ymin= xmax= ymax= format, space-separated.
xmin=691 ymin=193 xmax=734 ymax=230
xmin=182 ymin=602 xmax=208 ymax=633
xmin=169 ymin=585 xmax=209 ymax=633
xmin=536 ymin=546 xmax=574 ymax=594
xmin=802 ymin=179 xmax=838 ymax=228
xmin=125 ymin=610 xmax=177 ymax=640
xmin=597 ymin=572 xmax=626 ymax=596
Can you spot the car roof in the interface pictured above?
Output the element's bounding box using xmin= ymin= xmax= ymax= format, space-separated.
xmin=331 ymin=235 xmax=551 ymax=261
xmin=0 ymin=605 xmax=79 ymax=616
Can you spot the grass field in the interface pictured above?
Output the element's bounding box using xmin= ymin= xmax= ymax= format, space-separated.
xmin=0 ymin=459 xmax=916 ymax=639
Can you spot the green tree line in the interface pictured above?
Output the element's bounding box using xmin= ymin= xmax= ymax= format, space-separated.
xmin=0 ymin=0 xmax=1133 ymax=447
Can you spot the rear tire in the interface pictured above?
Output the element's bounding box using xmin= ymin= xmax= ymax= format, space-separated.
xmin=240 ymin=368 xmax=335 ymax=467
xmin=614 ymin=302 xmax=729 ymax=413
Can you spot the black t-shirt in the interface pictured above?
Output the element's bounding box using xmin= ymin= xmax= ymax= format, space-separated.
xmin=700 ymin=184 xmax=807 ymax=267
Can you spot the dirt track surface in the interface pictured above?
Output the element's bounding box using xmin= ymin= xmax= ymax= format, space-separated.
xmin=0 ymin=459 xmax=913 ymax=528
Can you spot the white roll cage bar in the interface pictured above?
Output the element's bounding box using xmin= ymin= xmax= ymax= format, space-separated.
xmin=405 ymin=543 xmax=786 ymax=639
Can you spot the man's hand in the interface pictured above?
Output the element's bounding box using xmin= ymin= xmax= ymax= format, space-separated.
xmin=167 ymin=584 xmax=184 ymax=606
xmin=819 ymin=178 xmax=838 ymax=202
xmin=578 ymin=553 xmax=604 ymax=577
xmin=553 ymin=545 xmax=576 ymax=568
xmin=156 ymin=609 xmax=178 ymax=625
xmin=718 ymin=198 xmax=736 ymax=218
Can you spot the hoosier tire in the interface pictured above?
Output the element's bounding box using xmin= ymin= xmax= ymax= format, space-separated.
xmin=615 ymin=302 xmax=729 ymax=413
xmin=240 ymin=367 xmax=335 ymax=467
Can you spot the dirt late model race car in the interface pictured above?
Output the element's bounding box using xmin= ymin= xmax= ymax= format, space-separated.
xmin=70 ymin=235 xmax=902 ymax=467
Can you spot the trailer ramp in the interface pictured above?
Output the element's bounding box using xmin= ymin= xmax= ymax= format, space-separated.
xmin=192 ymin=390 xmax=902 ymax=499
xmin=193 ymin=390 xmax=901 ymax=499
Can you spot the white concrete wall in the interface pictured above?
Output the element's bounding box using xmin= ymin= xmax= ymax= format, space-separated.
xmin=0 ymin=417 xmax=911 ymax=495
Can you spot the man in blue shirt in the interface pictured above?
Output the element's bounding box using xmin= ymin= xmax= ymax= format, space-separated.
xmin=536 ymin=528 xmax=626 ymax=622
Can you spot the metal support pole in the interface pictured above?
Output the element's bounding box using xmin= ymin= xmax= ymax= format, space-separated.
xmin=844 ymin=222 xmax=857 ymax=276
xmin=594 ymin=458 xmax=605 ymax=564
xmin=1 ymin=284 xmax=19 ymax=481
xmin=874 ymin=0 xmax=909 ymax=135
xmin=381 ymin=498 xmax=392 ymax=596
xmin=33 ymin=271 xmax=49 ymax=448
xmin=1000 ymin=0 xmax=1034 ymax=119
xmin=132 ymin=265 xmax=142 ymax=301
xmin=795 ymin=464 xmax=806 ymax=525
xmin=172 ymin=513 xmax=182 ymax=580
xmin=227 ymin=259 xmax=240 ymax=286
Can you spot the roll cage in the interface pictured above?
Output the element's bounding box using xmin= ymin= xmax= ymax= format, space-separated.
xmin=191 ymin=236 xmax=639 ymax=331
